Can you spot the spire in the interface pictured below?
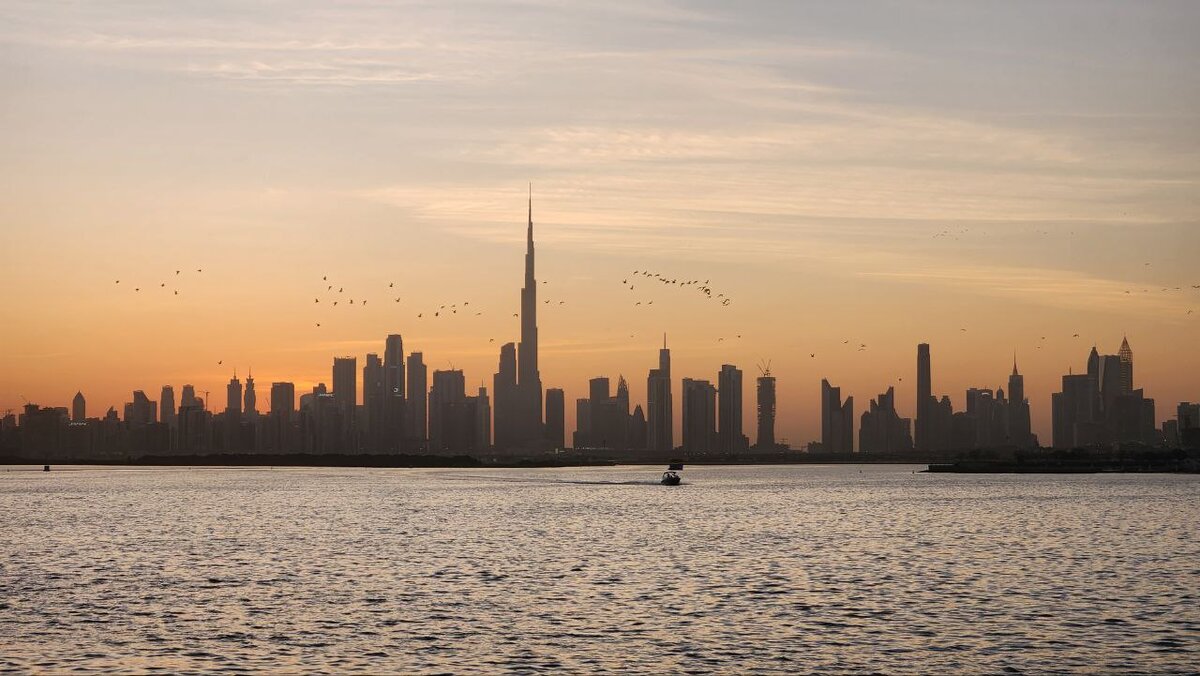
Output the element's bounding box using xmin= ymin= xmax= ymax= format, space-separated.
xmin=527 ymin=182 xmax=533 ymax=250
xmin=1012 ymin=351 xmax=1019 ymax=376
xmin=663 ymin=333 xmax=667 ymax=349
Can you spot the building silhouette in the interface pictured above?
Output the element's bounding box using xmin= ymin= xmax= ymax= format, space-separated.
xmin=859 ymin=386 xmax=913 ymax=455
xmin=717 ymin=364 xmax=746 ymax=453
xmin=160 ymin=386 xmax=175 ymax=427
xmin=820 ymin=379 xmax=854 ymax=455
xmin=646 ymin=336 xmax=673 ymax=452
xmin=363 ymin=353 xmax=385 ymax=453
xmin=181 ymin=384 xmax=198 ymax=410
xmin=493 ymin=342 xmax=518 ymax=449
xmin=544 ymin=388 xmax=565 ymax=450
xmin=1052 ymin=338 xmax=1154 ymax=448
xmin=243 ymin=371 xmax=257 ymax=418
xmin=383 ymin=334 xmax=406 ymax=452
xmin=406 ymin=352 xmax=427 ymax=450
xmin=755 ymin=371 xmax=776 ymax=449
xmin=915 ymin=343 xmax=932 ymax=450
xmin=681 ymin=378 xmax=717 ymax=455
xmin=514 ymin=190 xmax=544 ymax=449
xmin=429 ymin=368 xmax=468 ymax=453
xmin=226 ymin=373 xmax=242 ymax=415
xmin=71 ymin=391 xmax=85 ymax=423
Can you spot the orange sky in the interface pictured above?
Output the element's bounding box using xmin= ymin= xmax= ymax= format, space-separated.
xmin=2 ymin=2 xmax=1198 ymax=446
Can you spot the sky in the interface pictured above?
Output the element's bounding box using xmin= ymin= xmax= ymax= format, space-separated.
xmin=2 ymin=0 xmax=1198 ymax=447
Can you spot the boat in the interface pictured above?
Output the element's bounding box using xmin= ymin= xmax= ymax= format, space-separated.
xmin=661 ymin=461 xmax=683 ymax=485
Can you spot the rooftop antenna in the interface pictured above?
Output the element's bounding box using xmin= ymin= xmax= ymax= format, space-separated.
xmin=757 ymin=359 xmax=772 ymax=377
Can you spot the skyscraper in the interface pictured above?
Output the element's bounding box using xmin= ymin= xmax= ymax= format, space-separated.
xmin=181 ymin=384 xmax=197 ymax=409
xmin=513 ymin=189 xmax=544 ymax=448
xmin=646 ymin=336 xmax=673 ymax=453
xmin=363 ymin=353 xmax=385 ymax=452
xmin=332 ymin=357 xmax=357 ymax=422
xmin=493 ymin=342 xmax=518 ymax=449
xmin=545 ymin=388 xmax=565 ymax=450
xmin=717 ymin=364 xmax=744 ymax=454
xmin=1007 ymin=358 xmax=1032 ymax=448
xmin=916 ymin=343 xmax=931 ymax=450
xmin=383 ymin=334 xmax=406 ymax=451
xmin=71 ymin=391 xmax=86 ymax=422
xmin=859 ymin=386 xmax=913 ymax=455
xmin=406 ymin=352 xmax=427 ymax=448
xmin=243 ymin=371 xmax=257 ymax=417
xmin=226 ymin=373 xmax=242 ymax=415
xmin=429 ymin=369 xmax=466 ymax=453
xmin=821 ymin=379 xmax=854 ymax=455
xmin=270 ymin=382 xmax=295 ymax=418
xmin=1118 ymin=336 xmax=1134 ymax=394
xmin=681 ymin=378 xmax=717 ymax=455
xmin=160 ymin=385 xmax=176 ymax=427
xmin=755 ymin=371 xmax=776 ymax=449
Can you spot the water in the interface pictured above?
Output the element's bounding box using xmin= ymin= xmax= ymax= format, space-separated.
xmin=2 ymin=464 xmax=1197 ymax=673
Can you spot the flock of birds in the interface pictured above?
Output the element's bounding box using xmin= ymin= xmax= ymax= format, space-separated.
xmin=620 ymin=270 xmax=733 ymax=308
xmin=114 ymin=268 xmax=203 ymax=296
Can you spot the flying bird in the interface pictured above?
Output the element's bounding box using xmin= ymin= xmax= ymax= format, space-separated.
xmin=316 ymin=322 xmax=321 ymax=327
xmin=175 ymin=270 xmax=180 ymax=275
xmin=217 ymin=360 xmax=222 ymax=365
xmin=389 ymin=282 xmax=394 ymax=288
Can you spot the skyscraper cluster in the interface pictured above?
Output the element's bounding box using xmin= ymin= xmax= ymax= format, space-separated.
xmin=1051 ymin=338 xmax=1156 ymax=448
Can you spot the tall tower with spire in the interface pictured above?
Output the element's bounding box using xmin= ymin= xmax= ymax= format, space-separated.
xmin=498 ymin=185 xmax=544 ymax=450
xmin=1118 ymin=336 xmax=1133 ymax=393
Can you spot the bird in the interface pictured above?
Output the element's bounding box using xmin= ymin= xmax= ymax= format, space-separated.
xmin=115 ymin=280 xmax=119 ymax=284
xmin=316 ymin=322 xmax=321 ymax=327
xmin=395 ymin=298 xmax=401 ymax=303
xmin=435 ymin=312 xmax=439 ymax=317
xmin=160 ymin=283 xmax=165 ymax=287
xmin=489 ymin=338 xmax=495 ymax=342
xmin=349 ymin=299 xmax=354 ymax=305
xmin=1073 ymin=333 xmax=1079 ymax=337
xmin=339 ymin=287 xmax=344 ymax=293
xmin=174 ymin=291 xmax=178 ymax=295
xmin=476 ymin=312 xmax=482 ymax=316
xmin=333 ymin=301 xmax=338 ymax=306
xmin=175 ymin=270 xmax=180 ymax=275
xmin=217 ymin=360 xmax=223 ymax=365
xmin=648 ymin=301 xmax=653 ymax=305
xmin=960 ymin=328 xmax=966 ymax=332
xmin=718 ymin=337 xmax=724 ymax=342
xmin=843 ymin=340 xmax=849 ymax=344
xmin=135 ymin=288 xmax=140 ymax=292
xmin=558 ymin=301 xmax=564 ymax=305
xmin=513 ymin=313 xmax=519 ymax=317
xmin=418 ymin=313 xmax=423 ymax=318
xmin=362 ymin=300 xmax=367 ymax=306
xmin=389 ymin=282 xmax=394 ymax=288
xmin=315 ymin=298 xmax=319 ymax=303
xmin=810 ymin=353 xmax=815 ymax=358
xmin=327 ymin=285 xmax=332 ymax=290
xmin=635 ymin=302 xmax=641 ymax=306
xmin=197 ymin=269 xmax=202 ymax=272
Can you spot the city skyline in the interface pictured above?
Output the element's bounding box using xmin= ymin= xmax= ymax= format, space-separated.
xmin=3 ymin=2 xmax=1200 ymax=447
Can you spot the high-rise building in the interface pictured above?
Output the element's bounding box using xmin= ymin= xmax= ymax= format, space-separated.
xmin=916 ymin=343 xmax=931 ymax=450
xmin=332 ymin=355 xmax=357 ymax=431
xmin=406 ymin=352 xmax=427 ymax=448
xmin=429 ymin=369 xmax=466 ymax=453
xmin=160 ymin=385 xmax=176 ymax=427
xmin=1118 ymin=336 xmax=1134 ymax=394
xmin=181 ymin=384 xmax=197 ymax=409
xmin=574 ymin=397 xmax=592 ymax=448
xmin=270 ymin=382 xmax=295 ymax=418
xmin=514 ymin=189 xmax=544 ymax=448
xmin=269 ymin=382 xmax=296 ymax=453
xmin=681 ymin=378 xmax=717 ymax=455
xmin=717 ymin=364 xmax=744 ymax=454
xmin=545 ymin=388 xmax=565 ymax=450
xmin=363 ymin=353 xmax=385 ymax=453
xmin=383 ymin=334 xmax=406 ymax=452
xmin=821 ymin=379 xmax=854 ymax=455
xmin=126 ymin=390 xmax=157 ymax=428
xmin=755 ymin=372 xmax=776 ymax=449
xmin=493 ymin=342 xmax=518 ymax=450
xmin=859 ymin=386 xmax=913 ymax=455
xmin=472 ymin=386 xmax=491 ymax=451
xmin=71 ymin=391 xmax=86 ymax=422
xmin=243 ymin=371 xmax=257 ymax=417
xmin=226 ymin=373 xmax=242 ymax=415
xmin=647 ymin=336 xmax=673 ymax=452
xmin=1007 ymin=358 xmax=1032 ymax=448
